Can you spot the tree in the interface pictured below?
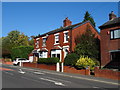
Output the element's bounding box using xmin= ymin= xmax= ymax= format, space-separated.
xmin=7 ymin=30 xmax=29 ymax=47
xmin=11 ymin=46 xmax=34 ymax=60
xmin=74 ymin=25 xmax=100 ymax=60
xmin=64 ymin=53 xmax=79 ymax=66
xmin=2 ymin=37 xmax=11 ymax=58
xmin=83 ymin=11 xmax=96 ymax=27
xmin=2 ymin=30 xmax=30 ymax=58
xmin=29 ymin=36 xmax=34 ymax=46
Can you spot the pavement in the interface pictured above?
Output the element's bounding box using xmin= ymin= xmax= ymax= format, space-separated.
xmin=1 ymin=64 xmax=120 ymax=89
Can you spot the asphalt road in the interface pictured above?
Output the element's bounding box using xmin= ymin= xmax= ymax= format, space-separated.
xmin=1 ymin=64 xmax=120 ymax=89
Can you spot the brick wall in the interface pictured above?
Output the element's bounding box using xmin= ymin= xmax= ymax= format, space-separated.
xmin=100 ymin=26 xmax=120 ymax=66
xmin=72 ymin=22 xmax=100 ymax=52
xmin=64 ymin=66 xmax=90 ymax=75
xmin=23 ymin=62 xmax=56 ymax=71
xmin=94 ymin=67 xmax=120 ymax=80
xmin=23 ymin=63 xmax=36 ymax=68
xmin=37 ymin=64 xmax=56 ymax=71
xmin=1 ymin=58 xmax=13 ymax=65
xmin=23 ymin=63 xmax=90 ymax=75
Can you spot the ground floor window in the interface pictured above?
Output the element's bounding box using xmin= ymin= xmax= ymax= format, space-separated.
xmin=39 ymin=51 xmax=48 ymax=58
xmin=51 ymin=49 xmax=61 ymax=61
xmin=111 ymin=51 xmax=120 ymax=62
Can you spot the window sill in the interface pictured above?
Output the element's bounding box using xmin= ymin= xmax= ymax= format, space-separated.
xmin=54 ymin=43 xmax=60 ymax=45
xmin=64 ymin=41 xmax=68 ymax=43
xmin=42 ymin=45 xmax=46 ymax=47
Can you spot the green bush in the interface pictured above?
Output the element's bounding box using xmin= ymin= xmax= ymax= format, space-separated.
xmin=75 ymin=56 xmax=96 ymax=70
xmin=37 ymin=57 xmax=59 ymax=65
xmin=11 ymin=46 xmax=34 ymax=60
xmin=64 ymin=53 xmax=79 ymax=66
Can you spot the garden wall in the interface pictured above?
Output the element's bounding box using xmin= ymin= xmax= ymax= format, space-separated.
xmin=3 ymin=61 xmax=13 ymax=65
xmin=1 ymin=58 xmax=12 ymax=65
xmin=64 ymin=66 xmax=90 ymax=75
xmin=23 ymin=63 xmax=90 ymax=75
xmin=23 ymin=62 xmax=56 ymax=71
xmin=94 ymin=67 xmax=120 ymax=80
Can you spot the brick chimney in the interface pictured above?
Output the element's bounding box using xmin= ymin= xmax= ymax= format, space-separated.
xmin=63 ymin=17 xmax=72 ymax=27
xmin=109 ymin=11 xmax=117 ymax=20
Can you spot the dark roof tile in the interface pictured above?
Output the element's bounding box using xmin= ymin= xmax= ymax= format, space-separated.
xmin=34 ymin=21 xmax=99 ymax=38
xmin=99 ymin=17 xmax=120 ymax=29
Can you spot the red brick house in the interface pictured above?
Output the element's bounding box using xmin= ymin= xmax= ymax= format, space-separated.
xmin=31 ymin=17 xmax=100 ymax=63
xmin=99 ymin=11 xmax=120 ymax=69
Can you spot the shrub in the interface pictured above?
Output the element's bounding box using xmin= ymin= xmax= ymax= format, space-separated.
xmin=64 ymin=53 xmax=79 ymax=66
xmin=11 ymin=46 xmax=34 ymax=60
xmin=92 ymin=58 xmax=100 ymax=66
xmin=75 ymin=56 xmax=96 ymax=70
xmin=37 ymin=57 xmax=59 ymax=65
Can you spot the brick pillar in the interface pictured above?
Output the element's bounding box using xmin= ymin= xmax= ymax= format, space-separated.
xmin=85 ymin=66 xmax=90 ymax=75
xmin=94 ymin=66 xmax=99 ymax=77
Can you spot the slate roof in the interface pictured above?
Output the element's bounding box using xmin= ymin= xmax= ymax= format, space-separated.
xmin=34 ymin=21 xmax=99 ymax=38
xmin=39 ymin=22 xmax=82 ymax=37
xmin=99 ymin=17 xmax=120 ymax=29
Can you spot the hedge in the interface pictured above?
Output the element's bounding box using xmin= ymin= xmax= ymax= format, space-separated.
xmin=37 ymin=57 xmax=59 ymax=65
xmin=11 ymin=46 xmax=34 ymax=60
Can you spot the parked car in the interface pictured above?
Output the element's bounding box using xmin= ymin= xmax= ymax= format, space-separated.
xmin=13 ymin=58 xmax=32 ymax=66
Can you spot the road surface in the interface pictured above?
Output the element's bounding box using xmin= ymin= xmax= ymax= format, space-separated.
xmin=1 ymin=64 xmax=120 ymax=89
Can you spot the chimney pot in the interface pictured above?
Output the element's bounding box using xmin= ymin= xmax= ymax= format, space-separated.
xmin=109 ymin=11 xmax=117 ymax=20
xmin=63 ymin=17 xmax=72 ymax=27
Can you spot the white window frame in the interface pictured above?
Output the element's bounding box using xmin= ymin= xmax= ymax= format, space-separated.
xmin=39 ymin=51 xmax=48 ymax=58
xmin=63 ymin=31 xmax=69 ymax=43
xmin=51 ymin=50 xmax=61 ymax=62
xmin=63 ymin=46 xmax=69 ymax=58
xmin=110 ymin=29 xmax=120 ymax=39
xmin=36 ymin=38 xmax=39 ymax=48
xmin=42 ymin=37 xmax=47 ymax=47
xmin=54 ymin=33 xmax=60 ymax=45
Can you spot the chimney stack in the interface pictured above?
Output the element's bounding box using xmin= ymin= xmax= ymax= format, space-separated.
xmin=63 ymin=17 xmax=72 ymax=27
xmin=109 ymin=11 xmax=117 ymax=20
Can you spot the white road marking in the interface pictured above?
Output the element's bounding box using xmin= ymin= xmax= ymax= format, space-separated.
xmin=18 ymin=69 xmax=25 ymax=74
xmin=34 ymin=72 xmax=44 ymax=75
xmin=40 ymin=71 xmax=120 ymax=85
xmin=45 ymin=76 xmax=71 ymax=83
xmin=40 ymin=78 xmax=65 ymax=86
xmin=19 ymin=67 xmax=120 ymax=85
xmin=3 ymin=71 xmax=14 ymax=76
xmin=93 ymin=86 xmax=99 ymax=88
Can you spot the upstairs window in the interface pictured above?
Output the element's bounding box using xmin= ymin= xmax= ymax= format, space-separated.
xmin=36 ymin=38 xmax=39 ymax=48
xmin=110 ymin=29 xmax=120 ymax=39
xmin=54 ymin=33 xmax=59 ymax=45
xmin=42 ymin=38 xmax=46 ymax=47
xmin=64 ymin=31 xmax=69 ymax=43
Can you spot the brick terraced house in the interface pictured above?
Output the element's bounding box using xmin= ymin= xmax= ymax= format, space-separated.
xmin=30 ymin=17 xmax=100 ymax=63
xmin=99 ymin=11 xmax=120 ymax=69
